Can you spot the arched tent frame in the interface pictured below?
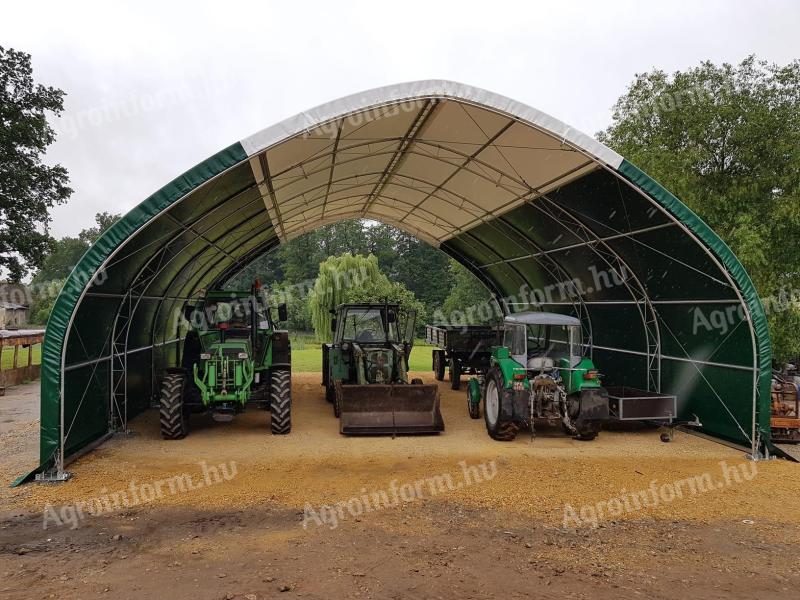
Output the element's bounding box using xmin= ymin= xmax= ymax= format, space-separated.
xmin=32 ymin=80 xmax=772 ymax=481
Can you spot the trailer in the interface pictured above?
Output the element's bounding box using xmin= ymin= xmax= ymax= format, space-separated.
xmin=425 ymin=324 xmax=502 ymax=390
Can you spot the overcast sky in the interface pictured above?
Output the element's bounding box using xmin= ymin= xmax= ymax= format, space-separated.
xmin=3 ymin=0 xmax=797 ymax=238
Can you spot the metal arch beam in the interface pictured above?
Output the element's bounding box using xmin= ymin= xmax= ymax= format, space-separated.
xmin=531 ymin=194 xmax=662 ymax=392
xmin=592 ymin=160 xmax=762 ymax=456
xmin=486 ymin=214 xmax=595 ymax=354
xmin=361 ymin=98 xmax=439 ymax=216
xmin=478 ymin=222 xmax=678 ymax=269
xmin=149 ymin=220 xmax=279 ymax=346
xmin=320 ymin=119 xmax=343 ymax=222
xmin=398 ymin=119 xmax=516 ymax=222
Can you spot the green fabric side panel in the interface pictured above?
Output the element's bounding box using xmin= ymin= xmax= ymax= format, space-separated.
xmin=39 ymin=142 xmax=248 ymax=469
xmin=617 ymin=159 xmax=772 ymax=448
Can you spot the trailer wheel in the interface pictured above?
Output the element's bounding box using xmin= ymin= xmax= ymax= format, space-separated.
xmin=484 ymin=369 xmax=517 ymax=441
xmin=159 ymin=373 xmax=189 ymax=440
xmin=449 ymin=358 xmax=461 ymax=390
xmin=433 ymin=350 xmax=446 ymax=381
xmin=270 ymin=369 xmax=292 ymax=434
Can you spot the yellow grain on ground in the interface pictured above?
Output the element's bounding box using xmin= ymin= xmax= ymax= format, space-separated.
xmin=8 ymin=373 xmax=800 ymax=525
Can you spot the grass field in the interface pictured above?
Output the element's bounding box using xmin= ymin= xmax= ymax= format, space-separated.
xmin=290 ymin=337 xmax=434 ymax=373
xmin=1 ymin=345 xmax=42 ymax=370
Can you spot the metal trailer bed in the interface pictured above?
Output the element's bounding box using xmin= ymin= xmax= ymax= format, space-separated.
xmin=605 ymin=386 xmax=677 ymax=421
xmin=425 ymin=324 xmax=502 ymax=390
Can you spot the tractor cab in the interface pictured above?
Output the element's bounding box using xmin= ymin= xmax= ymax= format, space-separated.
xmin=332 ymin=303 xmax=415 ymax=384
xmin=502 ymin=312 xmax=586 ymax=376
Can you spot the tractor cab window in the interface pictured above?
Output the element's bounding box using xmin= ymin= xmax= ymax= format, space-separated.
xmin=206 ymin=300 xmax=248 ymax=329
xmin=341 ymin=307 xmax=398 ymax=343
xmin=504 ymin=324 xmax=527 ymax=358
xmin=529 ymin=324 xmax=582 ymax=366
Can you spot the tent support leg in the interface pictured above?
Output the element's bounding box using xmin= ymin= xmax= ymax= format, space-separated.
xmin=34 ymin=451 xmax=71 ymax=482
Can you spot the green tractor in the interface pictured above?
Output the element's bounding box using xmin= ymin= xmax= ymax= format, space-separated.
xmin=159 ymin=283 xmax=292 ymax=439
xmin=322 ymin=303 xmax=444 ymax=435
xmin=467 ymin=312 xmax=608 ymax=441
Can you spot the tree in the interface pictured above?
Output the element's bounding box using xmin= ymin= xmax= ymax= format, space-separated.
xmin=78 ymin=211 xmax=121 ymax=244
xmin=439 ymin=260 xmax=495 ymax=325
xmin=0 ymin=46 xmax=72 ymax=281
xmin=28 ymin=212 xmax=120 ymax=325
xmin=308 ymin=253 xmax=384 ymax=338
xmin=31 ymin=212 xmax=121 ymax=284
xmin=598 ymin=56 xmax=800 ymax=360
xmin=307 ymin=253 xmax=425 ymax=339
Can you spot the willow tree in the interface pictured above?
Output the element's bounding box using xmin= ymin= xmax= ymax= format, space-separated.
xmin=308 ymin=253 xmax=383 ymax=338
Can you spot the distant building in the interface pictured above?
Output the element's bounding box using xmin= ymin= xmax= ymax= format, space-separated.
xmin=0 ymin=301 xmax=28 ymax=329
xmin=0 ymin=283 xmax=32 ymax=329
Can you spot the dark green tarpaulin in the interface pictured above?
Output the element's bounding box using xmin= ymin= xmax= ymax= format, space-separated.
xmin=31 ymin=81 xmax=772 ymax=480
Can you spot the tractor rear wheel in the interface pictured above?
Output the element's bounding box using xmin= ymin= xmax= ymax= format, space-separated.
xmin=483 ymin=369 xmax=517 ymax=441
xmin=433 ymin=350 xmax=446 ymax=381
xmin=449 ymin=358 xmax=461 ymax=390
xmin=159 ymin=373 xmax=189 ymax=440
xmin=270 ymin=369 xmax=292 ymax=434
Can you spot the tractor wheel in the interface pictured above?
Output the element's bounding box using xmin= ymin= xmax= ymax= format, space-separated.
xmin=269 ymin=369 xmax=292 ymax=434
xmin=449 ymin=358 xmax=461 ymax=390
xmin=467 ymin=394 xmax=481 ymax=419
xmin=325 ymin=381 xmax=336 ymax=404
xmin=467 ymin=377 xmax=481 ymax=419
xmin=483 ymin=369 xmax=517 ymax=441
xmin=433 ymin=350 xmax=446 ymax=381
xmin=575 ymin=428 xmax=598 ymax=441
xmin=332 ymin=381 xmax=341 ymax=418
xmin=159 ymin=373 xmax=189 ymax=440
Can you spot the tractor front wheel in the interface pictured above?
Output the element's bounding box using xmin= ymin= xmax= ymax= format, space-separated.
xmin=270 ymin=369 xmax=292 ymax=434
xmin=159 ymin=373 xmax=189 ymax=440
xmin=483 ymin=369 xmax=517 ymax=441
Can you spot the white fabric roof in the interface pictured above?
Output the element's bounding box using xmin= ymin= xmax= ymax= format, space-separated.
xmin=241 ymin=80 xmax=624 ymax=246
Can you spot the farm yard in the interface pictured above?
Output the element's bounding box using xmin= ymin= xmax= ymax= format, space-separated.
xmin=2 ymin=3 xmax=799 ymax=599
xmin=2 ymin=374 xmax=800 ymax=599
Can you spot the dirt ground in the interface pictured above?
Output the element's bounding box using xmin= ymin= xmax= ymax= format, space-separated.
xmin=1 ymin=373 xmax=799 ymax=599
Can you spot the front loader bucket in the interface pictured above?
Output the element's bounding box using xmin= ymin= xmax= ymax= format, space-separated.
xmin=338 ymin=383 xmax=444 ymax=435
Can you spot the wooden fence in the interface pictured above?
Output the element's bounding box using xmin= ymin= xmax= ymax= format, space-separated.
xmin=0 ymin=329 xmax=44 ymax=395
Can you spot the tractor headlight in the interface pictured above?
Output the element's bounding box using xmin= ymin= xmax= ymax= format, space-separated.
xmin=237 ymin=352 xmax=248 ymax=359
xmin=200 ymin=353 xmax=211 ymax=360
xmin=341 ymin=342 xmax=351 ymax=352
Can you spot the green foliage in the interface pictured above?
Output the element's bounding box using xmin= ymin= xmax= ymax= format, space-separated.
xmin=438 ymin=260 xmax=495 ymax=325
xmin=599 ymin=56 xmax=800 ymax=360
xmin=307 ymin=253 xmax=427 ymax=339
xmin=308 ymin=254 xmax=384 ymax=338
xmin=27 ymin=212 xmax=120 ymax=325
xmin=345 ymin=277 xmax=427 ymax=336
xmin=0 ymin=46 xmax=72 ymax=281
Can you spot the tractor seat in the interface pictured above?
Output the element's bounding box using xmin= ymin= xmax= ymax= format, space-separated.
xmin=527 ymin=356 xmax=554 ymax=370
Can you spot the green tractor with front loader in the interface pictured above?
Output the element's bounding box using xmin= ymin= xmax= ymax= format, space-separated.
xmin=159 ymin=283 xmax=292 ymax=439
xmin=322 ymin=302 xmax=444 ymax=435
xmin=467 ymin=312 xmax=608 ymax=441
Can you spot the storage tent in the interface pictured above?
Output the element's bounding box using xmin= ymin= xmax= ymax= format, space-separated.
xmin=32 ymin=80 xmax=772 ymax=480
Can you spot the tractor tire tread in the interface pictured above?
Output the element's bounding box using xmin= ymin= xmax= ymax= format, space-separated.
xmin=270 ymin=369 xmax=292 ymax=434
xmin=159 ymin=373 xmax=188 ymax=440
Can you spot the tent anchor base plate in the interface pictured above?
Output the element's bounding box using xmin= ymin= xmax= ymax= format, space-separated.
xmin=34 ymin=470 xmax=71 ymax=483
